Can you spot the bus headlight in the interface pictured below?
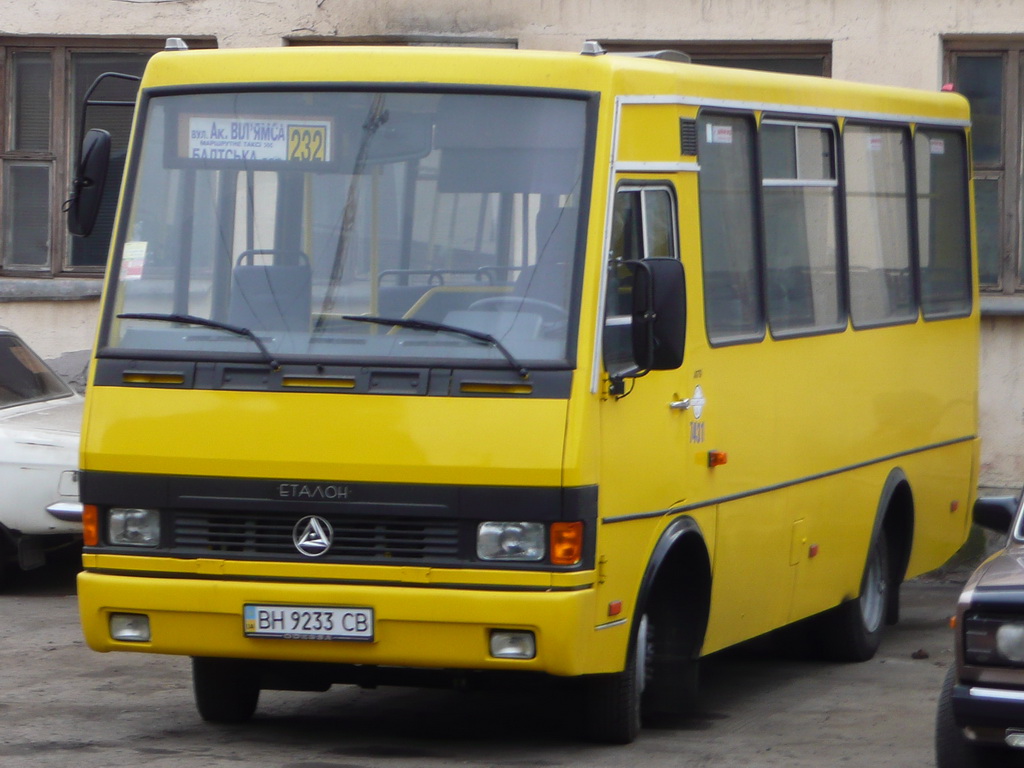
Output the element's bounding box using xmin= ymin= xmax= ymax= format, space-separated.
xmin=477 ymin=522 xmax=545 ymax=561
xmin=965 ymin=615 xmax=1024 ymax=666
xmin=108 ymin=508 xmax=161 ymax=547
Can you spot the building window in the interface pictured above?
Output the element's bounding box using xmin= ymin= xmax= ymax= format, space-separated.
xmin=287 ymin=35 xmax=517 ymax=48
xmin=946 ymin=40 xmax=1024 ymax=293
xmin=0 ymin=39 xmax=174 ymax=277
xmin=600 ymin=41 xmax=831 ymax=76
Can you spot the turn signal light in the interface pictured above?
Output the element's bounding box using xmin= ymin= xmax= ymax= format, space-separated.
xmin=550 ymin=522 xmax=583 ymax=565
xmin=83 ymin=505 xmax=99 ymax=547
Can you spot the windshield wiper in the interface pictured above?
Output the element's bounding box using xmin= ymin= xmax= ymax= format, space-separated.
xmin=117 ymin=313 xmax=279 ymax=370
xmin=341 ymin=315 xmax=529 ymax=379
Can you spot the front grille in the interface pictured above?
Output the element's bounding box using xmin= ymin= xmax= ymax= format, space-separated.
xmin=172 ymin=511 xmax=461 ymax=562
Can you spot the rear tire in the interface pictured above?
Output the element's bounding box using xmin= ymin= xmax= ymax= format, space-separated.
xmin=814 ymin=530 xmax=890 ymax=661
xmin=583 ymin=614 xmax=647 ymax=744
xmin=192 ymin=657 xmax=260 ymax=723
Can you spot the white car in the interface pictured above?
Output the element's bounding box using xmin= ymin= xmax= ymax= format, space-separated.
xmin=0 ymin=326 xmax=82 ymax=588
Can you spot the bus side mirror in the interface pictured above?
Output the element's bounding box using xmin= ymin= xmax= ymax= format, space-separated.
xmin=66 ymin=128 xmax=111 ymax=237
xmin=631 ymin=257 xmax=686 ymax=372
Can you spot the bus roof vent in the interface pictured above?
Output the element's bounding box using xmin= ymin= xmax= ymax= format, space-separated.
xmin=581 ymin=40 xmax=606 ymax=56
xmin=165 ymin=37 xmax=189 ymax=52
xmin=622 ymin=49 xmax=691 ymax=64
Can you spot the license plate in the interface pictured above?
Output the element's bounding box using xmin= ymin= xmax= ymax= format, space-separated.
xmin=243 ymin=604 xmax=374 ymax=641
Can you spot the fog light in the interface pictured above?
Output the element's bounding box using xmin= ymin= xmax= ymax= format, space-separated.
xmin=108 ymin=508 xmax=160 ymax=547
xmin=490 ymin=630 xmax=536 ymax=659
xmin=110 ymin=613 xmax=151 ymax=642
xmin=1007 ymin=730 xmax=1024 ymax=749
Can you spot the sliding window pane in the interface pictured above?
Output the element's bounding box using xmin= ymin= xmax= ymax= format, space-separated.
xmin=762 ymin=122 xmax=842 ymax=334
xmin=973 ymin=178 xmax=1001 ymax=287
xmin=844 ymin=125 xmax=914 ymax=326
xmin=698 ymin=113 xmax=764 ymax=343
xmin=955 ymin=56 xmax=1003 ymax=166
xmin=13 ymin=52 xmax=51 ymax=151
xmin=3 ymin=164 xmax=51 ymax=269
xmin=915 ymin=129 xmax=972 ymax=316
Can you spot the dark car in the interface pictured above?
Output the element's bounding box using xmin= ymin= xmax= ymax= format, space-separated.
xmin=936 ymin=495 xmax=1024 ymax=766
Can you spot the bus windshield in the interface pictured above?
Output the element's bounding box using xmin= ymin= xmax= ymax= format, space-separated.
xmin=105 ymin=89 xmax=590 ymax=369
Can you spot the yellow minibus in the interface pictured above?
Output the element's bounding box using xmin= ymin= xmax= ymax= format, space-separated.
xmin=70 ymin=40 xmax=978 ymax=743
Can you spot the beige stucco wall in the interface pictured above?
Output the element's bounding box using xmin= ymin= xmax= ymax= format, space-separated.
xmin=0 ymin=0 xmax=1019 ymax=89
xmin=2 ymin=0 xmax=1024 ymax=490
xmin=0 ymin=299 xmax=99 ymax=359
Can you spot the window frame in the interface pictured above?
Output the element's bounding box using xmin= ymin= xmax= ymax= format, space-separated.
xmin=0 ymin=36 xmax=209 ymax=279
xmin=696 ymin=109 xmax=767 ymax=346
xmin=840 ymin=120 xmax=918 ymax=330
xmin=598 ymin=40 xmax=832 ymax=77
xmin=944 ymin=38 xmax=1024 ymax=294
xmin=759 ymin=116 xmax=846 ymax=339
xmin=603 ymin=181 xmax=679 ymax=376
xmin=697 ymin=107 xmax=973 ymax=348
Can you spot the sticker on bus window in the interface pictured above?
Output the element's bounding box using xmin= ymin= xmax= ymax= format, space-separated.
xmin=186 ymin=117 xmax=332 ymax=163
xmin=867 ymin=135 xmax=884 ymax=151
xmin=122 ymin=241 xmax=147 ymax=281
xmin=706 ymin=124 xmax=733 ymax=144
xmin=930 ymin=138 xmax=946 ymax=155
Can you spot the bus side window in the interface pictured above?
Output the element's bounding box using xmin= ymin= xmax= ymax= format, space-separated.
xmin=697 ymin=113 xmax=764 ymax=344
xmin=915 ymin=128 xmax=972 ymax=318
xmin=603 ymin=185 xmax=677 ymax=375
xmin=843 ymin=124 xmax=916 ymax=328
xmin=761 ymin=121 xmax=843 ymax=336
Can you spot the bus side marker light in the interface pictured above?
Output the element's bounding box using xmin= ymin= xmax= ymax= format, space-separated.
xmin=83 ymin=505 xmax=99 ymax=547
xmin=608 ymin=601 xmax=623 ymax=617
xmin=110 ymin=613 xmax=151 ymax=642
xmin=809 ymin=544 xmax=819 ymax=558
xmin=490 ymin=630 xmax=536 ymax=659
xmin=550 ymin=522 xmax=583 ymax=565
xmin=707 ymin=450 xmax=728 ymax=468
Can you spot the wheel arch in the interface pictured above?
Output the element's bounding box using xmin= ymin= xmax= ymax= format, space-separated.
xmin=634 ymin=515 xmax=712 ymax=659
xmin=871 ymin=468 xmax=914 ymax=625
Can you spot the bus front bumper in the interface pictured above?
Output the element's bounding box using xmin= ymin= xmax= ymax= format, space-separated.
xmin=77 ymin=566 xmax=622 ymax=678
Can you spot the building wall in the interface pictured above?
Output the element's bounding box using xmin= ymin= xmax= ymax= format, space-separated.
xmin=1 ymin=0 xmax=1022 ymax=491
xmin=0 ymin=0 xmax=1014 ymax=89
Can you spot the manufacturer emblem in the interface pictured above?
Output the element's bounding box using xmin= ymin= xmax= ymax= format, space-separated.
xmin=690 ymin=385 xmax=706 ymax=419
xmin=293 ymin=515 xmax=334 ymax=557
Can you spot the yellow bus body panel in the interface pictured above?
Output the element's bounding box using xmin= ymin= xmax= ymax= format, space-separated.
xmin=78 ymin=559 xmax=625 ymax=676
xmin=82 ymin=387 xmax=569 ymax=487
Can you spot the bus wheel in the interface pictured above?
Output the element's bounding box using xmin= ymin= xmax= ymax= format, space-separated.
xmin=815 ymin=530 xmax=890 ymax=662
xmin=192 ymin=657 xmax=260 ymax=723
xmin=583 ymin=614 xmax=648 ymax=744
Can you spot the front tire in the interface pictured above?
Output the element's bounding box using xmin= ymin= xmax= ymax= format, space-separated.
xmin=583 ymin=614 xmax=648 ymax=744
xmin=814 ymin=530 xmax=890 ymax=661
xmin=192 ymin=657 xmax=260 ymax=723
